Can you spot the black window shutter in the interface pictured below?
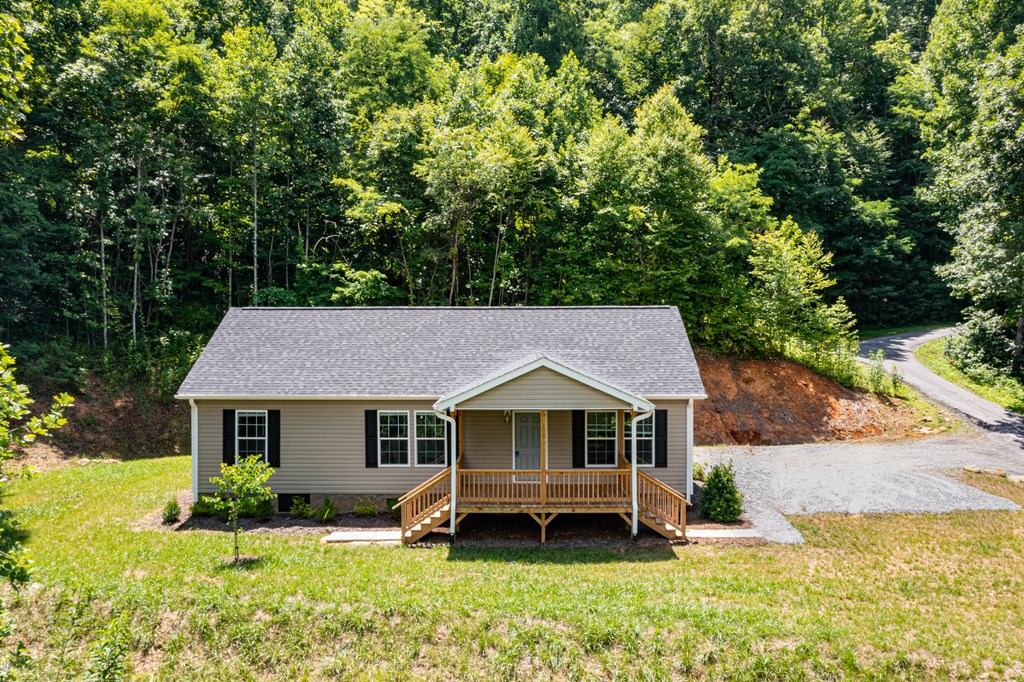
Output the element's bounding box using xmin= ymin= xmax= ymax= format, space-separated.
xmin=445 ymin=420 xmax=452 ymax=466
xmin=572 ymin=410 xmax=585 ymax=468
xmin=267 ymin=410 xmax=281 ymax=468
xmin=365 ymin=410 xmax=378 ymax=468
xmin=222 ymin=409 xmax=235 ymax=465
xmin=654 ymin=409 xmax=668 ymax=468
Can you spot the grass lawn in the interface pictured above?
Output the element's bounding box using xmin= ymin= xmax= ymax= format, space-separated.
xmin=857 ymin=323 xmax=953 ymax=341
xmin=916 ymin=337 xmax=1024 ymax=415
xmin=5 ymin=457 xmax=1024 ymax=680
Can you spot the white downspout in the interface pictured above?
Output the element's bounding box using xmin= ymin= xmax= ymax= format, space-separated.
xmin=189 ymin=399 xmax=199 ymax=503
xmin=434 ymin=408 xmax=457 ymax=542
xmin=630 ymin=408 xmax=654 ymax=539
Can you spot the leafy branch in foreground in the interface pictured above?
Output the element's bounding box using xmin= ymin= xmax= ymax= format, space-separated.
xmin=0 ymin=344 xmax=73 ymax=678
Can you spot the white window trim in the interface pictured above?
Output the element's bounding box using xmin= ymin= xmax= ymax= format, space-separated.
xmin=378 ymin=410 xmax=411 ymax=467
xmin=584 ymin=410 xmax=618 ymax=468
xmin=235 ymin=410 xmax=268 ymax=464
xmin=624 ymin=412 xmax=656 ymax=468
xmin=414 ymin=411 xmax=447 ymax=467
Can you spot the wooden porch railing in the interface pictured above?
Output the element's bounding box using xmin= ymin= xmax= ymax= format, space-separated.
xmin=637 ymin=470 xmax=687 ymax=528
xmin=544 ymin=470 xmax=630 ymax=506
xmin=394 ymin=467 xmax=687 ymax=540
xmin=394 ymin=467 xmax=451 ymax=531
xmin=457 ymin=469 xmax=631 ymax=508
xmin=458 ymin=470 xmax=541 ymax=505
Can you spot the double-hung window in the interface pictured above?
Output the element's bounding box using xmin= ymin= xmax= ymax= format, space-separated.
xmin=415 ymin=412 xmax=447 ymax=466
xmin=624 ymin=414 xmax=655 ymax=466
xmin=585 ymin=411 xmax=618 ymax=467
xmin=236 ymin=410 xmax=268 ymax=462
xmin=378 ymin=411 xmax=410 ymax=466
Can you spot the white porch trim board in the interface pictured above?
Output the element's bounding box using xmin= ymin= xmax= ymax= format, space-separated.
xmin=686 ymin=398 xmax=694 ymax=501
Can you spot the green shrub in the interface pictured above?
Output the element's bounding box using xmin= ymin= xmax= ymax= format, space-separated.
xmin=692 ymin=462 xmax=707 ymax=482
xmin=162 ymin=497 xmax=181 ymax=524
xmin=313 ymin=498 xmax=337 ymax=523
xmin=238 ymin=497 xmax=274 ymax=520
xmin=190 ymin=496 xmax=219 ymax=517
xmin=353 ymin=496 xmax=378 ymax=517
xmin=701 ymin=462 xmax=744 ymax=523
xmin=289 ymin=497 xmax=312 ymax=519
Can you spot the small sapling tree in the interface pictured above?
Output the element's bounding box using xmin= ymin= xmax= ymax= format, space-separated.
xmin=209 ymin=455 xmax=276 ymax=564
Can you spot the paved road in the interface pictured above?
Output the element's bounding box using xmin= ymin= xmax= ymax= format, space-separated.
xmin=859 ymin=328 xmax=1024 ymax=446
xmin=693 ymin=328 xmax=1024 ymax=543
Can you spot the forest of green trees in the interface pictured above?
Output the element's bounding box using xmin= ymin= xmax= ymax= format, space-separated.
xmin=1 ymin=0 xmax=1022 ymax=389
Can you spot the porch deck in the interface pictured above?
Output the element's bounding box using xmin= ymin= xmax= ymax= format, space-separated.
xmin=396 ymin=466 xmax=688 ymax=543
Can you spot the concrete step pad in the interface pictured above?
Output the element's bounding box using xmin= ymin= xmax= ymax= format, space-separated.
xmin=322 ymin=530 xmax=403 ymax=545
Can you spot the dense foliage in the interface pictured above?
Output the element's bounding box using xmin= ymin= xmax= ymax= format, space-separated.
xmin=915 ymin=1 xmax=1024 ymax=376
xmin=0 ymin=0 xmax=1016 ymax=382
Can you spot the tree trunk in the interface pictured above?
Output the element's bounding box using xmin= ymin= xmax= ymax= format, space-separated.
xmin=99 ymin=220 xmax=108 ymax=350
xmin=1012 ymin=315 xmax=1024 ymax=377
xmin=233 ymin=513 xmax=240 ymax=564
xmin=132 ymin=159 xmax=142 ymax=347
xmin=252 ymin=135 xmax=259 ymax=303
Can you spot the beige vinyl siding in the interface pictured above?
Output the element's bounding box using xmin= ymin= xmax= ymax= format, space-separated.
xmin=458 ymin=410 xmax=576 ymax=470
xmin=458 ymin=367 xmax=631 ymax=410
xmin=195 ymin=400 xmax=692 ymax=497
xmin=196 ymin=399 xmax=447 ymax=496
xmin=459 ymin=410 xmax=512 ymax=468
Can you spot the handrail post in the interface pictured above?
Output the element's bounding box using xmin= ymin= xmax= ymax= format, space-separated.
xmin=540 ymin=410 xmax=547 ymax=506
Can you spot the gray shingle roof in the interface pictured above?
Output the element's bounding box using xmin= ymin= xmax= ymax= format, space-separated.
xmin=176 ymin=306 xmax=706 ymax=399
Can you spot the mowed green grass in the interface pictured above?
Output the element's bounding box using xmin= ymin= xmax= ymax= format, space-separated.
xmin=916 ymin=337 xmax=1024 ymax=415
xmin=6 ymin=457 xmax=1024 ymax=681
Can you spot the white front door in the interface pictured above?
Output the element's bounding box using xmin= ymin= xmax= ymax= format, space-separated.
xmin=514 ymin=412 xmax=541 ymax=470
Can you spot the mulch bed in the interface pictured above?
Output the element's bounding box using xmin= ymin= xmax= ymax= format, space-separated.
xmin=143 ymin=489 xmax=759 ymax=547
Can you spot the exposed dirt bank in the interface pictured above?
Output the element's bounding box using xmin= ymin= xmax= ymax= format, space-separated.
xmin=695 ymin=354 xmax=947 ymax=446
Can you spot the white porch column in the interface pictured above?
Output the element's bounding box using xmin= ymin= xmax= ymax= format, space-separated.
xmin=686 ymin=398 xmax=694 ymax=501
xmin=189 ymin=399 xmax=199 ymax=503
xmin=434 ymin=408 xmax=458 ymax=542
xmin=630 ymin=409 xmax=654 ymax=539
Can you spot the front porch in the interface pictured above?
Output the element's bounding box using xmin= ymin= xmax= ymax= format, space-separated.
xmin=398 ymin=465 xmax=687 ymax=544
xmin=393 ymin=355 xmax=695 ymax=544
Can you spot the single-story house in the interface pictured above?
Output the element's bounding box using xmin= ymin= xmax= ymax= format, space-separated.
xmin=175 ymin=306 xmax=707 ymax=543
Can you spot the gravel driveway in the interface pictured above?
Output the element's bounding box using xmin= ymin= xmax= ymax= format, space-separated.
xmin=698 ymin=432 xmax=1022 ymax=544
xmin=692 ymin=329 xmax=1024 ymax=544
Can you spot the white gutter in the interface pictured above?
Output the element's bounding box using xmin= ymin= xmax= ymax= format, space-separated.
xmin=630 ymin=408 xmax=654 ymax=539
xmin=434 ymin=409 xmax=458 ymax=543
xmin=189 ymin=399 xmax=199 ymax=502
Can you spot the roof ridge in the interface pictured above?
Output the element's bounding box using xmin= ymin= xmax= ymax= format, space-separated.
xmin=233 ymin=305 xmax=677 ymax=311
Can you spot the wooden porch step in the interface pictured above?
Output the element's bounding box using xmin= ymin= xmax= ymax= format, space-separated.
xmin=403 ymin=504 xmax=451 ymax=544
xmin=639 ymin=511 xmax=684 ymax=540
